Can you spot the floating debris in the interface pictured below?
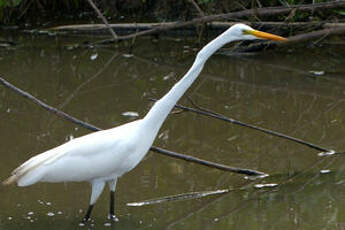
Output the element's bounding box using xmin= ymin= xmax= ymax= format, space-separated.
xmin=37 ymin=200 xmax=44 ymax=205
xmin=27 ymin=211 xmax=34 ymax=216
xmin=122 ymin=54 xmax=134 ymax=58
xmin=90 ymin=53 xmax=98 ymax=60
xmin=163 ymin=72 xmax=175 ymax=81
xmin=8 ymin=216 xmax=12 ymax=220
xmin=79 ymin=222 xmax=85 ymax=227
xmin=320 ymin=169 xmax=331 ymax=174
xmin=47 ymin=212 xmax=55 ymax=217
xmin=244 ymin=173 xmax=269 ymax=180
xmin=46 ymin=202 xmax=52 ymax=206
xmin=65 ymin=44 xmax=79 ymax=51
xmin=122 ymin=111 xmax=139 ymax=118
xmin=318 ymin=150 xmax=336 ymax=157
xmin=104 ymin=223 xmax=112 ymax=227
xmin=127 ymin=189 xmax=229 ymax=207
xmin=254 ymin=183 xmax=278 ymax=189
xmin=107 ymin=214 xmax=119 ymax=222
xmin=57 ymin=211 xmax=63 ymax=215
xmin=309 ymin=70 xmax=325 ymax=76
xmin=48 ymin=31 xmax=57 ymax=36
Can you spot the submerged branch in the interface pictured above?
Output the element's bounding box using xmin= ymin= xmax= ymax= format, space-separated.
xmin=150 ymin=99 xmax=334 ymax=154
xmin=127 ymin=189 xmax=229 ymax=207
xmin=0 ymin=76 xmax=265 ymax=177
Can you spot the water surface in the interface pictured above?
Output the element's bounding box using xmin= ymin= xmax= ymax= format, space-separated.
xmin=1 ymin=33 xmax=345 ymax=229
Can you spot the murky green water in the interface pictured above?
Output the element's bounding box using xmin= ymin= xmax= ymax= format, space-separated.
xmin=1 ymin=32 xmax=345 ymax=229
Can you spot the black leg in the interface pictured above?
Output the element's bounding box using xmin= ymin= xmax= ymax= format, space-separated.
xmin=107 ymin=179 xmax=118 ymax=222
xmin=82 ymin=204 xmax=94 ymax=223
xmin=109 ymin=191 xmax=115 ymax=217
xmin=108 ymin=191 xmax=118 ymax=221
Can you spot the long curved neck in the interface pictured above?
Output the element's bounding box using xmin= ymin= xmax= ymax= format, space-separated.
xmin=142 ymin=33 xmax=233 ymax=135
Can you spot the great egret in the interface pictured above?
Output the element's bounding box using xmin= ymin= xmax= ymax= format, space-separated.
xmin=3 ymin=24 xmax=286 ymax=222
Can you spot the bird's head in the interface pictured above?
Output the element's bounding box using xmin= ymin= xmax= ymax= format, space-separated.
xmin=223 ymin=23 xmax=287 ymax=42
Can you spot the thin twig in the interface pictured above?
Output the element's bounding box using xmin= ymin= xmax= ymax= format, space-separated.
xmin=86 ymin=0 xmax=118 ymax=40
xmin=0 ymin=76 xmax=265 ymax=177
xmin=57 ymin=52 xmax=120 ymax=110
xmin=149 ymin=98 xmax=334 ymax=154
xmin=177 ymin=103 xmax=333 ymax=153
xmin=150 ymin=146 xmax=265 ymax=176
xmin=187 ymin=0 xmax=205 ymax=17
xmin=0 ymin=77 xmax=100 ymax=132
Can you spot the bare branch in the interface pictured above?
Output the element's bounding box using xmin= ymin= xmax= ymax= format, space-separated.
xmin=187 ymin=0 xmax=205 ymax=17
xmin=0 ymin=76 xmax=265 ymax=177
xmin=150 ymin=98 xmax=334 ymax=154
xmin=51 ymin=21 xmax=345 ymax=36
xmin=86 ymin=0 xmax=118 ymax=40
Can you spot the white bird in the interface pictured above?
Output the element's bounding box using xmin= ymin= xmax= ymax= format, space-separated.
xmin=3 ymin=24 xmax=286 ymax=223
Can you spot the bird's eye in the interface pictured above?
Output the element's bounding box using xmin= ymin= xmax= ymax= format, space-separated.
xmin=242 ymin=29 xmax=250 ymax=35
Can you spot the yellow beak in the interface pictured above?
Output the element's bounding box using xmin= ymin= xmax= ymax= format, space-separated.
xmin=245 ymin=29 xmax=287 ymax=41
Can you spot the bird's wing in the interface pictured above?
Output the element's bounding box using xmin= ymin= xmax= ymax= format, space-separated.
xmin=4 ymin=120 xmax=141 ymax=185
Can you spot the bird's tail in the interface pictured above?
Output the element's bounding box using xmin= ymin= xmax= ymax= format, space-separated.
xmin=2 ymin=152 xmax=51 ymax=187
xmin=3 ymin=144 xmax=66 ymax=187
xmin=2 ymin=175 xmax=17 ymax=185
xmin=2 ymin=162 xmax=45 ymax=187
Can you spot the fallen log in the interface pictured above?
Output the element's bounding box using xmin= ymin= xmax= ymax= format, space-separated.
xmin=50 ymin=22 xmax=345 ymax=36
xmin=48 ymin=1 xmax=345 ymax=43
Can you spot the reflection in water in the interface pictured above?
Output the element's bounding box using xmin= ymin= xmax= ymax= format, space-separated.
xmin=1 ymin=33 xmax=345 ymax=229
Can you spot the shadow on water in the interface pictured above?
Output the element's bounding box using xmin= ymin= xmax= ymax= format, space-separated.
xmin=1 ymin=33 xmax=345 ymax=229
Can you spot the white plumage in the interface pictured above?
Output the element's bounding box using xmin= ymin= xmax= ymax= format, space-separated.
xmin=15 ymin=120 xmax=145 ymax=186
xmin=3 ymin=24 xmax=286 ymax=222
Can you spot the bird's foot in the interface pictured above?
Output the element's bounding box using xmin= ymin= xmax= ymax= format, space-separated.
xmin=79 ymin=220 xmax=88 ymax=227
xmin=107 ymin=214 xmax=119 ymax=222
xmin=80 ymin=217 xmax=94 ymax=226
